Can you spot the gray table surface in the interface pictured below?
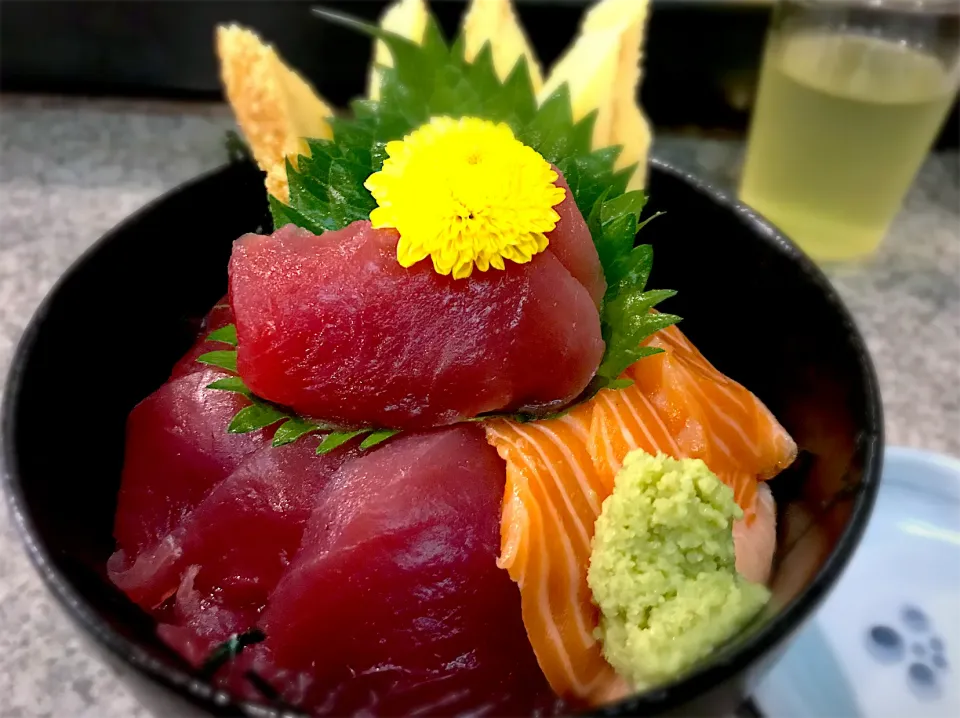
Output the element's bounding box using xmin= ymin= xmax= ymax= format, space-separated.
xmin=0 ymin=95 xmax=958 ymax=717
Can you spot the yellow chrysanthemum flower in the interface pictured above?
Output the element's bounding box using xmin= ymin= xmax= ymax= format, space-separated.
xmin=364 ymin=116 xmax=566 ymax=279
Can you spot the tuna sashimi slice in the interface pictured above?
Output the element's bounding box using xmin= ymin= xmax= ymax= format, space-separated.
xmin=113 ymin=367 xmax=272 ymax=555
xmin=259 ymin=425 xmax=560 ymax=716
xmin=157 ymin=564 xmax=260 ymax=656
xmin=154 ymin=570 xmax=308 ymax=710
xmin=156 ymin=569 xmax=301 ymax=708
xmin=547 ymin=168 xmax=606 ymax=307
xmin=169 ymin=296 xmax=235 ymax=379
xmin=484 ymin=323 xmax=796 ymax=704
xmin=229 ymin=221 xmax=604 ymax=429
xmin=109 ymin=436 xmax=355 ymax=612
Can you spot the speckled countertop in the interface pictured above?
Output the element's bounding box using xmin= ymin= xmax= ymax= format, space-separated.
xmin=1 ymin=95 xmax=958 ymax=717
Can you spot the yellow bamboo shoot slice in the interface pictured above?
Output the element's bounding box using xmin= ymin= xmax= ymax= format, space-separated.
xmin=367 ymin=0 xmax=429 ymax=101
xmin=461 ymin=0 xmax=544 ymax=92
xmin=539 ymin=29 xmax=620 ymax=151
xmin=541 ymin=0 xmax=653 ymax=189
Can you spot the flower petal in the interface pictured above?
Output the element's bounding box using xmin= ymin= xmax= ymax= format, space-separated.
xmin=365 ymin=116 xmax=562 ymax=279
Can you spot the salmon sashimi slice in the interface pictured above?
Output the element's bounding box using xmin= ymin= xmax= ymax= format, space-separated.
xmin=484 ymin=324 xmax=796 ymax=704
xmin=486 ymin=404 xmax=619 ymax=705
xmin=637 ymin=323 xmax=797 ymax=480
xmin=733 ymin=482 xmax=778 ymax=585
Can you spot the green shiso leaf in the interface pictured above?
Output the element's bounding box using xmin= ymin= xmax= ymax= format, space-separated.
xmin=602 ymin=190 xmax=647 ymax=224
xmin=199 ymin=628 xmax=265 ymax=680
xmin=197 ymin=350 xmax=237 ymax=374
xmin=316 ymin=429 xmax=370 ymax=455
xmin=228 ymin=403 xmax=290 ymax=434
xmin=207 ymin=323 xmax=238 ymax=346
xmin=275 ymin=7 xmax=627 ymax=240
xmin=359 ymin=429 xmax=400 ymax=450
xmin=196 ymin=348 xmax=398 ymax=451
xmin=272 ymin=417 xmax=321 ymax=447
xmin=206 ymin=375 xmax=251 ymax=397
xmin=244 ymin=6 xmax=681 ymax=442
xmin=269 ymin=192 xmax=325 ymax=235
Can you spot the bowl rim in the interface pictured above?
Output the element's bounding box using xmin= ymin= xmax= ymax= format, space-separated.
xmin=1 ymin=157 xmax=884 ymax=717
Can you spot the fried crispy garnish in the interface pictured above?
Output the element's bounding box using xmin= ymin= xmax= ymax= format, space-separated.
xmin=216 ymin=24 xmax=334 ymax=202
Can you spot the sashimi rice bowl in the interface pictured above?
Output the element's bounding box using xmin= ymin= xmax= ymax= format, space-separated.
xmin=2 ymin=1 xmax=884 ymax=716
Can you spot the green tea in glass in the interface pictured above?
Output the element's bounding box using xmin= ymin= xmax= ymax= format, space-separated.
xmin=739 ymin=0 xmax=959 ymax=262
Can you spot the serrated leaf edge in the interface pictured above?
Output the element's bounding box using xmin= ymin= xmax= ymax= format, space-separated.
xmin=221 ymin=6 xmax=683 ymax=449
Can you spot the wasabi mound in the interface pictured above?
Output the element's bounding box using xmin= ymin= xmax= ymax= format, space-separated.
xmin=588 ymin=451 xmax=770 ymax=691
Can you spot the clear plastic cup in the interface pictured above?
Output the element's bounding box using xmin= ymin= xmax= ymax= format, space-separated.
xmin=739 ymin=0 xmax=959 ymax=262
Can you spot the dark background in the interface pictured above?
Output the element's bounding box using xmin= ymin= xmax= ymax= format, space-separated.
xmin=1 ymin=0 xmax=957 ymax=147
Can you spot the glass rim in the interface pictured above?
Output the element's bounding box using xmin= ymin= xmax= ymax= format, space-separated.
xmin=785 ymin=0 xmax=960 ymax=14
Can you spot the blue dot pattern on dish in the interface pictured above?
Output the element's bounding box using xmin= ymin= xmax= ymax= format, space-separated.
xmin=908 ymin=662 xmax=941 ymax=701
xmin=902 ymin=606 xmax=929 ymax=632
xmin=865 ymin=607 xmax=951 ymax=702
xmin=867 ymin=625 xmax=905 ymax=663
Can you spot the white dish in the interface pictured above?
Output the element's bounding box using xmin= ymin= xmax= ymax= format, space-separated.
xmin=753 ymin=447 xmax=960 ymax=718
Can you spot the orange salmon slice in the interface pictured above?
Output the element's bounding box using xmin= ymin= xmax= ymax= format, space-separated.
xmin=484 ymin=324 xmax=797 ymax=705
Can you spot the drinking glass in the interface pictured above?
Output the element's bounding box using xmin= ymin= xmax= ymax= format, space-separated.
xmin=739 ymin=0 xmax=959 ymax=262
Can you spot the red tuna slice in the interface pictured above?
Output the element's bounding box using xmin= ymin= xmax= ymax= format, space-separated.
xmin=259 ymin=425 xmax=559 ymax=716
xmin=113 ymin=367 xmax=271 ymax=555
xmin=158 ymin=624 xmax=311 ymax=714
xmin=155 ymin=573 xmax=302 ymax=707
xmin=156 ymin=565 xmax=262 ymax=682
xmin=230 ymin=222 xmax=604 ymax=429
xmin=155 ymin=564 xmax=260 ymax=662
xmin=108 ymin=436 xmax=355 ymax=612
xmin=170 ymin=297 xmax=235 ymax=379
xmin=546 ymin=167 xmax=606 ymax=307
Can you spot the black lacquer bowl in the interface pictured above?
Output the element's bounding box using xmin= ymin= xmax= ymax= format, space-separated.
xmin=2 ymin=159 xmax=883 ymax=717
